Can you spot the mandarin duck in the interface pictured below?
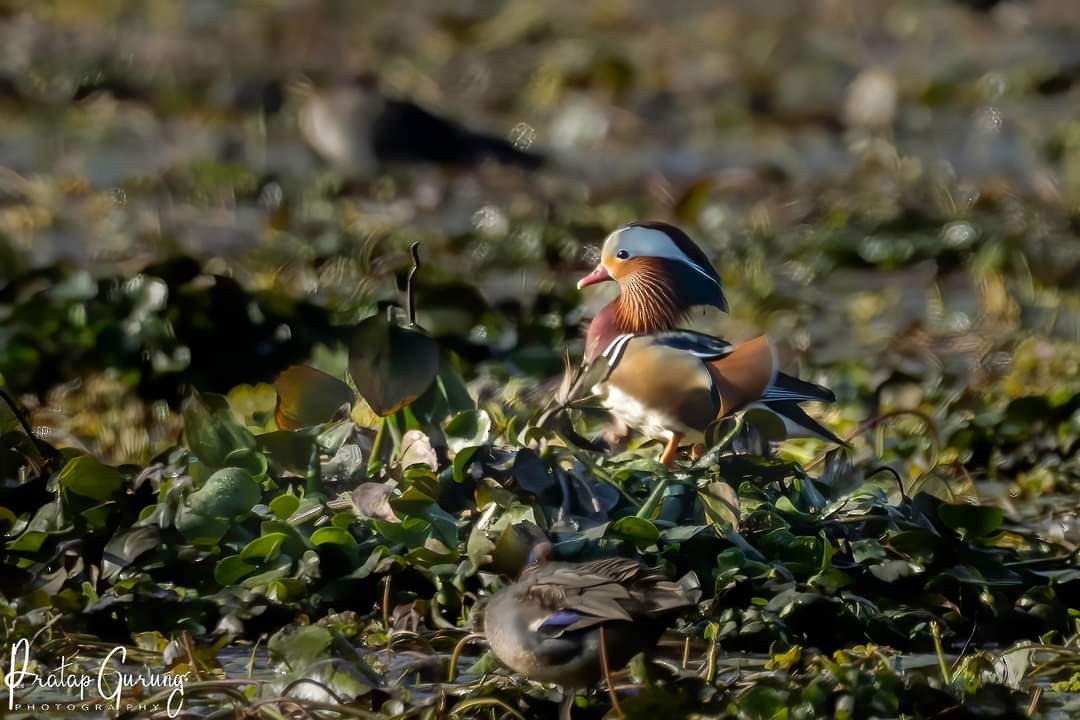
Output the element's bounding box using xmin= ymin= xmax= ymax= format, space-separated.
xmin=483 ymin=542 xmax=700 ymax=719
xmin=577 ymin=221 xmax=843 ymax=465
xmin=295 ymin=75 xmax=544 ymax=179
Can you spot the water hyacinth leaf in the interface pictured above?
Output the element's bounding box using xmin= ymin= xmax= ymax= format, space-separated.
xmin=466 ymin=523 xmax=497 ymax=567
xmin=241 ymin=555 xmax=296 ymax=588
xmin=421 ymin=503 xmax=460 ymax=547
xmin=938 ymin=503 xmax=1004 ymax=539
xmin=410 ymin=361 xmax=475 ymax=425
xmin=101 ymin=526 xmax=160 ymax=579
xmin=268 ymin=624 xmax=333 ymax=669
xmin=732 ymin=684 xmax=789 ymax=719
xmin=399 ymin=430 xmax=437 ymax=470
xmin=350 ymin=483 xmax=400 ymax=522
xmin=700 ymin=481 xmax=740 ymax=530
xmin=445 ymin=409 xmax=492 ymax=454
xmin=174 ymin=509 xmax=230 ymax=546
xmin=269 ymin=493 xmax=300 ymax=520
xmin=274 ymin=365 xmax=355 ymax=430
xmin=347 ymin=313 xmax=439 ymax=417
xmin=510 ymin=448 xmax=553 ymax=494
xmin=187 ymin=467 xmax=262 ymax=518
xmin=0 ymin=505 xmax=15 ymax=533
xmin=660 ymin=524 xmax=709 ymax=543
xmin=214 ymin=555 xmax=258 ymax=586
xmin=182 ymin=390 xmax=256 ymax=468
xmin=606 ymin=516 xmax=660 ymax=548
xmin=81 ymin=502 xmax=116 ymax=530
xmin=372 ymin=516 xmax=431 ymax=547
xmin=239 ymin=532 xmax=287 ymax=562
xmin=569 ymin=474 xmax=618 ymax=519
xmin=224 ymin=448 xmax=269 ymax=482
xmin=58 ymin=455 xmax=124 ymax=501
xmin=257 ymin=430 xmax=318 ymax=477
xmin=742 ymin=407 xmax=789 ymax=444
xmin=311 ymin=526 xmax=360 ymax=563
xmin=869 ymin=559 xmax=921 ymax=583
xmin=850 ymin=538 xmax=887 ymax=563
xmin=452 ymin=445 xmax=482 ymax=483
xmin=260 ymin=519 xmax=314 ymax=558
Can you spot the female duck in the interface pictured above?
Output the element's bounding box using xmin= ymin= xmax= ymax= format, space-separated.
xmin=484 ymin=543 xmax=699 ymax=712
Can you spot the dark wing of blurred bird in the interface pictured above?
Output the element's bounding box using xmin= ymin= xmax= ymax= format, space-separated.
xmin=297 ymin=75 xmax=544 ymax=178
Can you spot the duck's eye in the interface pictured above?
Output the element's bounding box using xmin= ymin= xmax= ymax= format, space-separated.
xmin=615 ymin=249 xmax=630 ymax=260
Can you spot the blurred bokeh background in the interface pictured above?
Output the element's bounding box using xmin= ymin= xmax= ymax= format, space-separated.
xmin=0 ymin=0 xmax=1078 ymax=521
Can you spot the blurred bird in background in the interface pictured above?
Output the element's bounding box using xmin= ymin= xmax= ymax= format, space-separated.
xmin=292 ymin=74 xmax=545 ymax=179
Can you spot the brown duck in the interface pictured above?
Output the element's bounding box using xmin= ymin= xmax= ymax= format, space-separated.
xmin=483 ymin=543 xmax=699 ymax=715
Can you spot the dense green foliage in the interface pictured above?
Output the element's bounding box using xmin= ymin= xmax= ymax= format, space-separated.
xmin=3 ymin=1 xmax=1080 ymax=718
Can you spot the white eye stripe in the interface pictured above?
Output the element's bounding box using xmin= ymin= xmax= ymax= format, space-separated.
xmin=684 ymin=262 xmax=723 ymax=287
xmin=606 ymin=226 xmax=722 ymax=287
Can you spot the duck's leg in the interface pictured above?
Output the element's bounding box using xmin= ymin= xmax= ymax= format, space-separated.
xmin=558 ymin=691 xmax=574 ymax=720
xmin=659 ymin=432 xmax=683 ymax=466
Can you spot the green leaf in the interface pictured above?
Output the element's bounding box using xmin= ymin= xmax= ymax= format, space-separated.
xmin=444 ymin=410 xmax=492 ymax=454
xmin=311 ymin=526 xmax=360 ymax=563
xmin=224 ymin=448 xmax=269 ymax=482
xmin=214 ymin=555 xmax=257 ymax=586
xmin=347 ymin=313 xmax=439 ymax=417
xmin=101 ymin=526 xmax=160 ymax=579
xmin=274 ymin=365 xmax=355 ymax=430
xmin=937 ymin=503 xmax=1003 ymax=539
xmin=176 ymin=467 xmax=262 ymax=546
xmin=188 ymin=467 xmax=262 ymax=518
xmin=268 ymin=625 xmax=333 ymax=670
xmin=240 ymin=532 xmax=287 ymax=562
xmin=269 ymin=494 xmax=301 ymax=520
xmin=700 ymin=481 xmax=740 ymax=529
xmin=606 ymin=516 xmax=660 ymax=548
xmin=452 ymin=445 xmax=482 ymax=483
xmin=258 ymin=431 xmax=319 ymax=476
xmin=372 ymin=516 xmax=431 ymax=548
xmin=174 ymin=510 xmax=230 ymax=546
xmin=58 ymin=455 xmax=124 ymax=501
xmin=182 ymin=390 xmax=256 ymax=468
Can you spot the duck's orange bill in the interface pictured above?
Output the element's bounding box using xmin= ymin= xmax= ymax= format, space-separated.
xmin=577 ymin=265 xmax=612 ymax=289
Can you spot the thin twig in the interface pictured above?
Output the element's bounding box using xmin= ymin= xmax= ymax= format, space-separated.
xmin=598 ymin=625 xmax=625 ymax=719
xmin=447 ymin=633 xmax=485 ymax=682
xmin=383 ymin=574 xmax=393 ymax=633
xmin=635 ymin=474 xmax=670 ymax=519
xmin=449 ymin=697 xmax=528 ymax=720
xmin=1026 ymin=687 xmax=1041 ymax=718
xmin=704 ymin=622 xmax=720 ymax=683
xmin=930 ymin=621 xmax=951 ymax=686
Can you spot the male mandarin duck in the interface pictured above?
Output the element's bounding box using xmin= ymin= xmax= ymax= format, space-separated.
xmin=484 ymin=543 xmax=699 ymax=718
xmin=577 ymin=221 xmax=843 ymax=465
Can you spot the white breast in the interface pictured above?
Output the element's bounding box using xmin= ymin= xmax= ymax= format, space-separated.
xmin=593 ymin=382 xmax=704 ymax=444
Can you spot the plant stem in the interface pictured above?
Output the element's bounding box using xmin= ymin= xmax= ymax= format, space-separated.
xmin=930 ymin=621 xmax=951 ymax=686
xmin=636 ymin=475 xmax=671 ymax=519
xmin=407 ymin=241 xmax=421 ymax=327
xmin=368 ymin=418 xmax=387 ymax=475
